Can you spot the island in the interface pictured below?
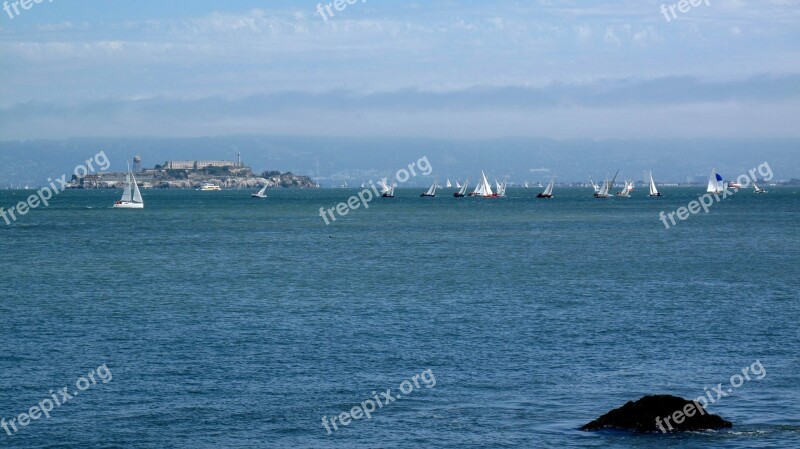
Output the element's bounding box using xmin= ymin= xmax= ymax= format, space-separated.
xmin=69 ymin=156 xmax=317 ymax=189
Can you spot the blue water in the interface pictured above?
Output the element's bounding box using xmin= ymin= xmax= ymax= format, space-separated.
xmin=1 ymin=187 xmax=799 ymax=448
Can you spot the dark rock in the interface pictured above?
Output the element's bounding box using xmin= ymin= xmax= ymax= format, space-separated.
xmin=580 ymin=394 xmax=732 ymax=433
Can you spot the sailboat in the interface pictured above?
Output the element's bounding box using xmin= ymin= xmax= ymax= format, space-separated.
xmin=648 ymin=171 xmax=662 ymax=197
xmin=469 ymin=171 xmax=495 ymax=197
xmin=589 ymin=175 xmax=600 ymax=193
xmin=753 ymin=180 xmax=767 ymax=194
xmin=421 ymin=179 xmax=437 ymax=197
xmin=537 ymin=177 xmax=554 ymax=198
xmin=524 ymin=181 xmax=530 ymax=189
xmin=454 ymin=178 xmax=470 ymax=197
xmin=616 ymin=180 xmax=634 ymax=197
xmin=379 ymin=178 xmax=395 ymax=198
xmin=341 ymin=181 xmax=348 ymax=189
xmin=494 ymin=179 xmax=507 ymax=197
xmin=251 ymin=181 xmax=269 ymax=198
xmin=594 ymin=170 xmax=619 ymax=198
xmin=455 ymin=180 xmax=462 ymax=189
xmin=113 ymin=164 xmax=144 ymax=209
xmin=446 ymin=179 xmax=452 ymax=188
xmin=707 ymin=168 xmax=723 ymax=194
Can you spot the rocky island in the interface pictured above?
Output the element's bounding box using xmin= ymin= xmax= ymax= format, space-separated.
xmin=70 ymin=156 xmax=317 ymax=189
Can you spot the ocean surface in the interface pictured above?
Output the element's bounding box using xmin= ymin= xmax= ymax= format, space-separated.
xmin=1 ymin=186 xmax=799 ymax=448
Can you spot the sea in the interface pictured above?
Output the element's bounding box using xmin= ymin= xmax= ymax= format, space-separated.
xmin=1 ymin=186 xmax=799 ymax=448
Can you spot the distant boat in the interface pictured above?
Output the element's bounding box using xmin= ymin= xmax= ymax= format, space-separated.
xmin=114 ymin=164 xmax=144 ymax=209
xmin=454 ymin=178 xmax=469 ymax=197
xmin=589 ymin=175 xmax=600 ymax=193
xmin=594 ymin=170 xmax=618 ymax=198
xmin=537 ymin=177 xmax=554 ymax=199
xmin=707 ymin=168 xmax=723 ymax=194
xmin=753 ymin=180 xmax=767 ymax=194
xmin=361 ymin=181 xmax=365 ymax=188
xmin=616 ymin=180 xmax=634 ymax=197
xmin=446 ymin=179 xmax=452 ymax=188
xmin=470 ymin=171 xmax=496 ymax=197
xmin=251 ymin=181 xmax=269 ymax=198
xmin=494 ymin=179 xmax=507 ymax=197
xmin=379 ymin=178 xmax=395 ymax=198
xmin=341 ymin=181 xmax=348 ymax=189
xmin=648 ymin=171 xmax=662 ymax=197
xmin=199 ymin=183 xmax=221 ymax=191
xmin=421 ymin=179 xmax=437 ymax=197
xmin=524 ymin=181 xmax=530 ymax=189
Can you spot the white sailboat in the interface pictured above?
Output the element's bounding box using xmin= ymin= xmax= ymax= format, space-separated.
xmin=470 ymin=171 xmax=495 ymax=197
xmin=524 ymin=181 xmax=530 ymax=189
xmin=494 ymin=179 xmax=507 ymax=197
xmin=753 ymin=180 xmax=767 ymax=194
xmin=648 ymin=171 xmax=662 ymax=197
xmin=446 ymin=179 xmax=452 ymax=188
xmin=594 ymin=170 xmax=618 ymax=198
xmin=589 ymin=175 xmax=600 ymax=193
xmin=251 ymin=181 xmax=269 ymax=198
xmin=114 ymin=164 xmax=144 ymax=209
xmin=379 ymin=178 xmax=395 ymax=198
xmin=455 ymin=180 xmax=462 ymax=189
xmin=454 ymin=178 xmax=469 ymax=197
xmin=616 ymin=180 xmax=634 ymax=197
xmin=707 ymin=168 xmax=723 ymax=194
xmin=537 ymin=177 xmax=554 ymax=198
xmin=421 ymin=179 xmax=437 ymax=197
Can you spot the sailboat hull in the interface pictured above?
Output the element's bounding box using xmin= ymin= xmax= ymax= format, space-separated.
xmin=649 ymin=193 xmax=663 ymax=197
xmin=251 ymin=193 xmax=267 ymax=198
xmin=113 ymin=201 xmax=144 ymax=209
xmin=536 ymin=194 xmax=553 ymax=199
xmin=420 ymin=194 xmax=436 ymax=197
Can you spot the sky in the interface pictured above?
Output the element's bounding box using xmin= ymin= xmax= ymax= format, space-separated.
xmin=1 ymin=0 xmax=800 ymax=140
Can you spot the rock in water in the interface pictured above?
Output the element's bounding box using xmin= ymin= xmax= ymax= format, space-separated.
xmin=580 ymin=394 xmax=732 ymax=433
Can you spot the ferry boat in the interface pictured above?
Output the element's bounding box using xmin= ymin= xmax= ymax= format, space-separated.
xmin=199 ymin=183 xmax=222 ymax=191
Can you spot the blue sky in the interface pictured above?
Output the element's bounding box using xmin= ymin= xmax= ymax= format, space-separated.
xmin=1 ymin=0 xmax=799 ymax=139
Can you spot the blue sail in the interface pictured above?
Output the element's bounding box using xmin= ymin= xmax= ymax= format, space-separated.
xmin=715 ymin=173 xmax=723 ymax=181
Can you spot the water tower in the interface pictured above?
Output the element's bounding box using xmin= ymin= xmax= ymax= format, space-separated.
xmin=133 ymin=155 xmax=142 ymax=173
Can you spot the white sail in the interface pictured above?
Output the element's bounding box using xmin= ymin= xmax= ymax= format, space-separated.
xmin=649 ymin=172 xmax=660 ymax=196
xmin=424 ymin=180 xmax=437 ymax=196
xmin=590 ymin=175 xmax=600 ymax=193
xmin=472 ymin=171 xmax=494 ymax=197
xmin=707 ymin=167 xmax=721 ymax=193
xmin=378 ymin=178 xmax=391 ymax=194
xmin=543 ymin=178 xmax=554 ymax=196
xmin=121 ymin=173 xmax=133 ymax=202
xmin=131 ymin=173 xmax=143 ymax=203
xmin=458 ymin=178 xmax=470 ymax=196
xmin=456 ymin=181 xmax=462 ymax=188
xmin=446 ymin=179 xmax=452 ymax=188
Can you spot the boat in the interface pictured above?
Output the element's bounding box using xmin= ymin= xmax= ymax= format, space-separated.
xmin=361 ymin=181 xmax=365 ymax=188
xmin=648 ymin=171 xmax=662 ymax=197
xmin=707 ymin=168 xmax=723 ymax=194
xmin=251 ymin=181 xmax=269 ymax=198
xmin=589 ymin=175 xmax=600 ymax=193
xmin=469 ymin=171 xmax=496 ymax=197
xmin=616 ymin=180 xmax=634 ymax=197
xmin=494 ymin=179 xmax=507 ymax=197
xmin=421 ymin=179 xmax=437 ymax=197
xmin=341 ymin=181 xmax=348 ymax=189
xmin=594 ymin=170 xmax=619 ymax=198
xmin=199 ymin=183 xmax=221 ymax=191
xmin=446 ymin=179 xmax=452 ymax=188
xmin=524 ymin=182 xmax=530 ymax=189
xmin=379 ymin=178 xmax=395 ymax=198
xmin=454 ymin=178 xmax=469 ymax=197
xmin=113 ymin=164 xmax=144 ymax=209
xmin=728 ymin=180 xmax=742 ymax=189
xmin=537 ymin=177 xmax=554 ymax=198
xmin=753 ymin=180 xmax=767 ymax=194
xmin=455 ymin=180 xmax=462 ymax=189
